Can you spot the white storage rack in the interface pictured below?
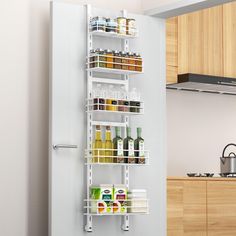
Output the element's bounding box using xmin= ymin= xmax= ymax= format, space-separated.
xmin=85 ymin=5 xmax=149 ymax=232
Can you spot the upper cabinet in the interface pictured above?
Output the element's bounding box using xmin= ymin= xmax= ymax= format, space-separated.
xmin=166 ymin=17 xmax=178 ymax=84
xmin=223 ymin=2 xmax=236 ymax=78
xmin=166 ymin=2 xmax=236 ymax=84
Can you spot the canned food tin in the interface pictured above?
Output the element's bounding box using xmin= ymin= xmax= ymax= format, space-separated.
xmin=127 ymin=18 xmax=136 ymax=36
xmin=117 ymin=17 xmax=126 ymax=35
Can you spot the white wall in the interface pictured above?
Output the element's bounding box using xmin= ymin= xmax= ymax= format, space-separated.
xmin=0 ymin=1 xmax=142 ymax=236
xmin=167 ymin=90 xmax=236 ymax=176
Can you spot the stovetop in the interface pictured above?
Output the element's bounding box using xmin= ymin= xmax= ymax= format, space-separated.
xmin=187 ymin=173 xmax=236 ymax=178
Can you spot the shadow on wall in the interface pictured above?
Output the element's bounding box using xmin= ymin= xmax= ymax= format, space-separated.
xmin=27 ymin=1 xmax=49 ymax=236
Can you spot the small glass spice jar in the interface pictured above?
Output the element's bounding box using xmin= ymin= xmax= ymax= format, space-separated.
xmin=106 ymin=18 xmax=117 ymax=33
xmin=95 ymin=48 xmax=106 ymax=68
xmin=91 ymin=16 xmax=106 ymax=32
xmin=89 ymin=49 xmax=96 ymax=68
xmin=105 ymin=49 xmax=113 ymax=69
xmin=134 ymin=53 xmax=142 ymax=72
xmin=127 ymin=52 xmax=135 ymax=71
xmin=121 ymin=51 xmax=128 ymax=70
xmin=113 ymin=50 xmax=122 ymax=69
xmin=126 ymin=18 xmax=136 ymax=36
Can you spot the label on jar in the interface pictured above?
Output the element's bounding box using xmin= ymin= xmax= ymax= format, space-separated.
xmin=128 ymin=140 xmax=134 ymax=156
xmin=117 ymin=140 xmax=123 ymax=156
xmin=112 ymin=100 xmax=117 ymax=105
xmin=139 ymin=140 xmax=145 ymax=157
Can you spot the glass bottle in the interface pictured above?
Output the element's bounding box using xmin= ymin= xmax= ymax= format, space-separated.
xmin=113 ymin=127 xmax=124 ymax=163
xmin=123 ymin=127 xmax=135 ymax=163
xmin=105 ymin=126 xmax=113 ymax=163
xmin=134 ymin=127 xmax=145 ymax=164
xmin=93 ymin=125 xmax=103 ymax=163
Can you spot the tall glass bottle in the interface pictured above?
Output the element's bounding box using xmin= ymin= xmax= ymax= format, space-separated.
xmin=93 ymin=125 xmax=103 ymax=163
xmin=105 ymin=126 xmax=113 ymax=163
xmin=123 ymin=127 xmax=135 ymax=163
xmin=113 ymin=127 xmax=124 ymax=163
xmin=134 ymin=127 xmax=145 ymax=164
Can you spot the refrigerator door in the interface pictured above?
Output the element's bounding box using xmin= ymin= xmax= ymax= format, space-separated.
xmin=49 ymin=2 xmax=166 ymax=236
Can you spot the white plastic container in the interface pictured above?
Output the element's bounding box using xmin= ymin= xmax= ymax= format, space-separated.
xmin=128 ymin=189 xmax=148 ymax=213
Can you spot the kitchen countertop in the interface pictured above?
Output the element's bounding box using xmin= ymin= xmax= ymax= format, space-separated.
xmin=168 ymin=176 xmax=236 ymax=181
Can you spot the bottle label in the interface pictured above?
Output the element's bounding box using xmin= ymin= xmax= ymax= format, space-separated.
xmin=117 ymin=140 xmax=123 ymax=156
xmin=128 ymin=140 xmax=134 ymax=156
xmin=139 ymin=140 xmax=145 ymax=156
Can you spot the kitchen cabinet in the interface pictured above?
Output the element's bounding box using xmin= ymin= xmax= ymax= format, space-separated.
xmin=168 ymin=178 xmax=236 ymax=236
xmin=167 ymin=180 xmax=207 ymax=236
xmin=223 ymin=2 xmax=236 ymax=78
xmin=208 ymin=181 xmax=236 ymax=236
xmin=166 ymin=2 xmax=236 ymax=84
xmin=166 ymin=17 xmax=178 ymax=84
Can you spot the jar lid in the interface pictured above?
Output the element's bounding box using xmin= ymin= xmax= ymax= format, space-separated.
xmin=95 ymin=48 xmax=104 ymax=53
xmin=117 ymin=16 xmax=126 ymax=20
xmin=105 ymin=49 xmax=112 ymax=53
xmin=127 ymin=18 xmax=135 ymax=21
xmin=127 ymin=52 xmax=134 ymax=56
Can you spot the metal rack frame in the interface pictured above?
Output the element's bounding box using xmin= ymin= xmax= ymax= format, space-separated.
xmin=85 ymin=5 xmax=146 ymax=232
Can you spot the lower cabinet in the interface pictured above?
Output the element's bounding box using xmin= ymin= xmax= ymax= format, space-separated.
xmin=168 ymin=179 xmax=236 ymax=236
xmin=167 ymin=180 xmax=207 ymax=236
xmin=208 ymin=181 xmax=236 ymax=236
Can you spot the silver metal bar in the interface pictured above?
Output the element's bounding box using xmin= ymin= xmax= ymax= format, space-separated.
xmin=53 ymin=144 xmax=78 ymax=150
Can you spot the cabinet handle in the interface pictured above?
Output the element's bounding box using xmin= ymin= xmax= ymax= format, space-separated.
xmin=53 ymin=144 xmax=78 ymax=150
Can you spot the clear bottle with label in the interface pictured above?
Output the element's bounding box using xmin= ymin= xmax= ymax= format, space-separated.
xmin=113 ymin=127 xmax=124 ymax=163
xmin=105 ymin=126 xmax=113 ymax=163
xmin=93 ymin=125 xmax=103 ymax=163
xmin=134 ymin=127 xmax=145 ymax=164
xmin=124 ymin=127 xmax=135 ymax=163
xmin=93 ymin=83 xmax=105 ymax=111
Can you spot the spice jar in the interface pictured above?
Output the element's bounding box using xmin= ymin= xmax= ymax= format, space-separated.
xmin=121 ymin=51 xmax=128 ymax=70
xmin=106 ymin=18 xmax=117 ymax=33
xmin=91 ymin=16 xmax=106 ymax=32
xmin=134 ymin=53 xmax=142 ymax=72
xmin=127 ymin=52 xmax=135 ymax=71
xmin=127 ymin=18 xmax=136 ymax=36
xmin=95 ymin=48 xmax=106 ymax=68
xmin=89 ymin=49 xmax=96 ymax=68
xmin=113 ymin=50 xmax=122 ymax=70
xmin=105 ymin=49 xmax=113 ymax=69
xmin=117 ymin=17 xmax=126 ymax=35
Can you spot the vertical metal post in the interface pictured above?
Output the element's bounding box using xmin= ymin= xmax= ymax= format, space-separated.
xmin=85 ymin=4 xmax=93 ymax=232
xmin=121 ymin=9 xmax=130 ymax=232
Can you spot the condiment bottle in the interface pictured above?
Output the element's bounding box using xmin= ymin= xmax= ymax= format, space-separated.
xmin=117 ymin=17 xmax=126 ymax=35
xmin=113 ymin=50 xmax=122 ymax=69
xmin=127 ymin=52 xmax=135 ymax=71
xmin=124 ymin=127 xmax=135 ymax=164
xmin=134 ymin=127 xmax=145 ymax=164
xmin=113 ymin=127 xmax=124 ymax=163
xmin=126 ymin=18 xmax=136 ymax=36
xmin=96 ymin=48 xmax=106 ymax=68
xmin=105 ymin=49 xmax=113 ymax=69
xmin=106 ymin=18 xmax=117 ymax=33
xmin=134 ymin=53 xmax=142 ymax=72
xmin=121 ymin=51 xmax=128 ymax=70
xmin=90 ymin=49 xmax=96 ymax=68
xmin=91 ymin=16 xmax=106 ymax=32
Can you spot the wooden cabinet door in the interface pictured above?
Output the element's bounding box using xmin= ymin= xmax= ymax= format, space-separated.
xmin=166 ymin=17 xmax=178 ymax=84
xmin=178 ymin=6 xmax=223 ymax=77
xmin=167 ymin=180 xmax=207 ymax=236
xmin=208 ymin=181 xmax=236 ymax=236
xmin=223 ymin=2 xmax=236 ymax=78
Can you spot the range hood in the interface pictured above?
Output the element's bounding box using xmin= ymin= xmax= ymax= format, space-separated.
xmin=166 ymin=73 xmax=236 ymax=96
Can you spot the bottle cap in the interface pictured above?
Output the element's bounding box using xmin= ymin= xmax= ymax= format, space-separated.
xmin=96 ymin=125 xmax=101 ymax=130
xmin=106 ymin=126 xmax=111 ymax=130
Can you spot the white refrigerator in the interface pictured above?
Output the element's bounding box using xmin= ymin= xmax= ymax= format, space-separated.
xmin=49 ymin=1 xmax=166 ymax=236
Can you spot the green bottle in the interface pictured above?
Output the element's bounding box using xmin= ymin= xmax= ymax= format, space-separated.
xmin=124 ymin=127 xmax=135 ymax=164
xmin=134 ymin=127 xmax=145 ymax=164
xmin=113 ymin=127 xmax=124 ymax=163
